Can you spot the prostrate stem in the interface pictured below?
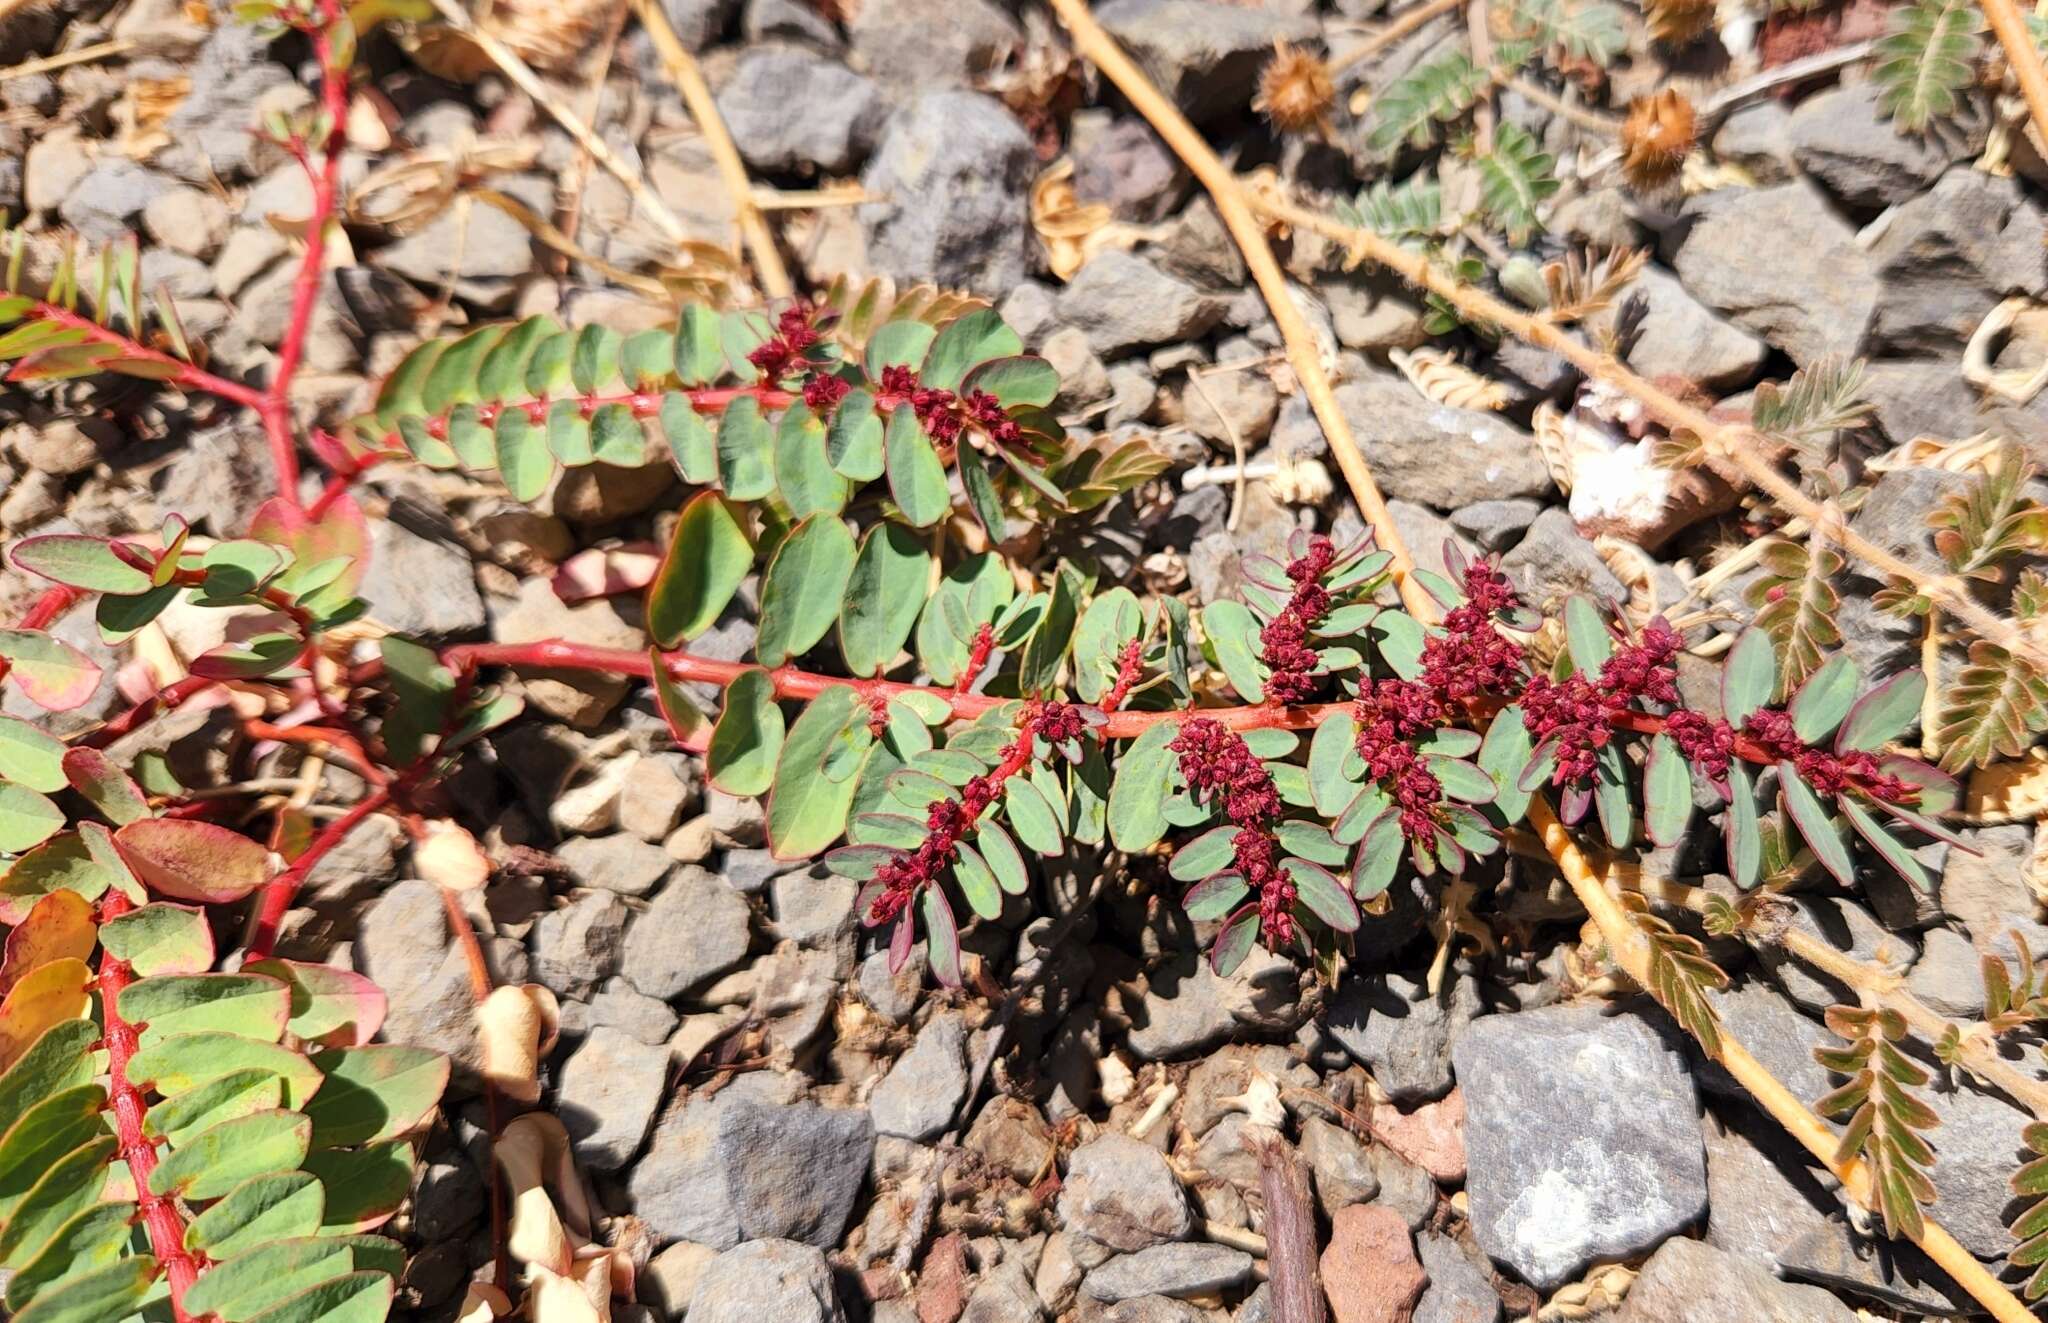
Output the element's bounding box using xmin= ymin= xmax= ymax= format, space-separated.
xmin=1982 ymin=0 xmax=2048 ymax=158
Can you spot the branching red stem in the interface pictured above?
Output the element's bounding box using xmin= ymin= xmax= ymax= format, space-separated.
xmin=95 ymin=892 xmax=205 ymax=1322
xmin=244 ymin=788 xmax=392 ymax=959
xmin=20 ymin=304 xmax=265 ymax=411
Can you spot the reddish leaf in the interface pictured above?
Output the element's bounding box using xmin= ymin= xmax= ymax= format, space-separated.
xmin=0 ymin=890 xmax=96 ymax=996
xmin=113 ymin=818 xmax=274 ymax=903
xmin=249 ymin=492 xmax=369 ymax=595
xmin=0 ymin=629 xmax=103 ymax=711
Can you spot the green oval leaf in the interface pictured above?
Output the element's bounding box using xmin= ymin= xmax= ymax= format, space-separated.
xmin=756 ymin=514 xmax=856 ymax=668
xmin=0 ymin=631 xmax=102 ymax=712
xmin=839 ymin=523 xmax=930 ymax=678
xmin=1791 ymin=651 xmax=1861 ymax=744
xmin=921 ymin=309 xmax=1022 ymax=392
xmin=1182 ymin=871 xmax=1248 ymax=921
xmin=184 ymin=1172 xmax=326 ymax=1256
xmin=1286 ymin=857 xmax=1359 ymax=932
xmin=766 ymin=686 xmax=872 ymax=859
xmin=648 ymin=492 xmax=752 ymax=647
xmin=826 ymin=389 xmax=884 ymax=481
xmin=10 ymin=535 xmax=153 ymax=594
xmin=773 ymin=404 xmax=848 ymax=518
xmin=302 ymin=1045 xmax=448 ymax=1147
xmin=113 ymin=818 xmax=271 ymax=904
xmin=885 ymin=405 xmax=949 ymax=528
xmin=715 ymin=395 xmax=775 ymax=500
xmin=1108 ymin=721 xmax=1179 ymax=853
xmin=1725 ymin=761 xmax=1763 ymax=890
xmin=1836 ymin=668 xmax=1925 ymax=753
xmin=952 ymin=843 xmax=1002 ymax=920
xmin=707 ymin=668 xmax=785 ymax=797
xmin=1780 ymin=761 xmax=1855 ymax=885
xmin=1722 ymin=626 xmax=1777 ymax=727
xmin=493 ymin=406 xmax=552 ymax=503
xmin=1642 ymin=732 xmax=1693 ymax=848
xmin=121 ymin=973 xmax=290 ymax=1046
xmin=0 ymin=784 xmax=63 ymax=854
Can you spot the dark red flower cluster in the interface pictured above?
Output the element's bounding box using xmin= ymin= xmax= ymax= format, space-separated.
xmin=1170 ymin=717 xmax=1295 ymax=945
xmin=1743 ymin=709 xmax=1914 ymax=801
xmin=1524 ymin=620 xmax=1684 ymax=786
xmin=1421 ymin=560 xmax=1529 ymax=702
xmin=1664 ymin=708 xmax=1735 ymax=782
xmin=748 ymin=304 xmax=824 ymax=383
xmin=878 ymin=364 xmax=962 ymax=444
xmin=1353 ymin=679 xmax=1447 ymax=846
xmin=1102 ymin=638 xmax=1145 ymax=711
xmin=865 ymin=702 xmax=1089 ymax=926
xmin=1259 ymin=537 xmax=1338 ymax=704
xmin=803 ymin=372 xmax=852 ymax=413
xmin=962 ymin=388 xmax=1023 ymax=449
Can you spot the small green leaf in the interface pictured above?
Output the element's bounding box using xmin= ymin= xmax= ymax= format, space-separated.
xmin=1108 ymin=721 xmax=1179 ymax=852
xmin=1211 ymin=906 xmax=1259 ymax=976
xmin=756 ymin=515 xmax=856 ymax=667
xmin=0 ymin=631 xmax=101 ymax=712
xmin=708 ymin=668 xmax=785 ymax=797
xmin=1837 ymin=668 xmax=1925 ymax=752
xmin=1791 ymin=652 xmax=1862 ymax=743
xmin=1352 ymin=811 xmax=1404 ymax=898
xmin=242 ymin=959 xmax=386 ymax=1049
xmin=1003 ymin=778 xmax=1063 ymax=854
xmin=546 ymin=398 xmax=591 ymax=465
xmin=493 ymin=406 xmax=552 ymax=503
xmin=1563 ymin=596 xmax=1612 ymax=672
xmin=121 ymin=973 xmax=290 ymax=1046
xmin=184 ymin=1172 xmax=326 ymax=1256
xmin=622 ymin=328 xmax=676 ymax=388
xmin=962 ymin=355 xmax=1058 ymax=408
xmin=976 ymin=821 xmax=1029 ymax=894
xmin=885 ymin=405 xmax=949 ymax=528
xmin=673 ymin=304 xmax=724 ymax=386
xmin=9 ymin=535 xmax=152 ymax=594
xmin=1424 ymin=755 xmax=1497 ymax=805
xmin=1722 ymin=626 xmax=1778 ymax=726
xmin=61 ymin=748 xmax=148 ymax=825
xmin=4 ymin=1203 xmax=136 ymax=1311
xmin=113 ymin=818 xmax=270 ymax=904
xmin=0 ymin=783 xmax=62 ymax=853
xmin=1477 ymin=706 xmax=1533 ymax=825
xmin=589 ymin=402 xmax=645 ymax=467
xmin=8 ymin=1254 xmax=156 ymax=1323
xmin=148 ymin=1109 xmax=311 ymax=1200
xmin=421 ymin=324 xmax=503 ymax=414
xmin=864 ymin=321 xmax=937 ymax=379
xmin=839 ymin=523 xmax=930 ymax=678
xmin=245 ymin=1270 xmax=393 ymax=1323
xmin=715 ymin=395 xmax=775 ymax=500
xmin=1842 ymin=795 xmax=1934 ymax=892
xmin=921 ymin=310 xmax=1022 ymax=392
xmin=826 ymin=389 xmax=884 ymax=481
xmin=661 ymin=393 xmax=715 ymax=483
xmin=0 ymin=1134 xmax=116 ymax=1265
xmin=146 ymin=1068 xmax=285 ymax=1147
xmin=1726 ymin=762 xmax=1762 ymax=889
xmin=1015 ymin=568 xmax=1078 ymax=697
xmin=183 ymin=1238 xmax=359 ymax=1322
xmin=953 ymin=843 xmax=1002 ymax=920
xmin=648 ymin=492 xmax=752 ymax=647
xmin=1780 ymin=761 xmax=1855 ymax=885
xmin=126 ymin=1032 xmax=323 ymax=1107
xmin=477 ymin=315 xmax=556 ymax=400
xmin=957 ymin=442 xmax=1006 ymax=541
xmin=569 ymin=324 xmax=621 ymax=394
xmin=1203 ymin=600 xmax=1266 ymax=703
xmin=773 ymin=404 xmax=848 ymax=518
xmin=302 ymin=1045 xmax=448 ymax=1146
xmin=923 ymin=886 xmax=961 ymax=988
xmin=1286 ymin=857 xmax=1359 ymax=932
xmin=767 ymin=687 xmax=872 ymax=858
xmin=1183 ymin=872 xmax=1248 ymax=921
xmin=301 ymin=1143 xmax=413 ymax=1233
xmin=1642 ymin=732 xmax=1693 ymax=848
xmin=1274 ymin=819 xmax=1347 ymax=866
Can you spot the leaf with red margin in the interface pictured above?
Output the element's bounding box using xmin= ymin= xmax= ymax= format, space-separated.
xmin=246 ymin=958 xmax=389 ymax=1048
xmin=249 ymin=492 xmax=369 ymax=595
xmin=113 ymin=818 xmax=273 ymax=903
xmin=61 ymin=748 xmax=150 ymax=825
xmin=0 ymin=890 xmax=95 ymax=996
xmin=0 ymin=629 xmax=103 ymax=711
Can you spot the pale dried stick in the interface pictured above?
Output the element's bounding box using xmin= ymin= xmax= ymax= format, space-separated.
xmin=1983 ymin=0 xmax=2048 ymax=154
xmin=0 ymin=37 xmax=132 ymax=81
xmin=423 ymin=0 xmax=695 ymax=247
xmin=628 ymin=0 xmax=792 ymax=299
xmin=1050 ymin=0 xmax=1433 ymax=621
xmin=1330 ymin=0 xmax=1464 ymax=72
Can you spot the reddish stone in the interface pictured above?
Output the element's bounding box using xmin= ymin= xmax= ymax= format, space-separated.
xmin=1369 ymin=1087 xmax=1467 ymax=1183
xmin=1322 ymin=1203 xmax=1426 ymax=1323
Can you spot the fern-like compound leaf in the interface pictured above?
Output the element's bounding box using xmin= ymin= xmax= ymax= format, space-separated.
xmin=1339 ymin=174 xmax=1450 ymax=249
xmin=1929 ymin=443 xmax=2048 ymax=579
xmin=1816 ymin=1005 xmax=1938 ymax=1241
xmin=1873 ymin=0 xmax=1983 ymax=132
xmin=1367 ymin=52 xmax=1496 ymax=152
xmin=1475 ymin=123 xmax=1560 ymax=244
xmin=1745 ymin=539 xmax=1842 ymax=686
xmin=1936 ymin=641 xmax=2048 ymax=772
xmin=1750 ymin=356 xmax=1873 ymax=443
xmin=1506 ymin=0 xmax=1629 ymax=64
xmin=1622 ymin=892 xmax=1729 ymax=1058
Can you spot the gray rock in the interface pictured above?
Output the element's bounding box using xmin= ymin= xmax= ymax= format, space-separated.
xmin=556 ymin=832 xmax=672 ymax=898
xmin=59 ymin=160 xmax=176 ymax=243
xmin=380 ymin=174 xmax=544 ymax=286
xmin=1070 ymin=111 xmax=1187 ymax=223
xmin=621 ymin=866 xmax=752 ymax=1000
xmin=1868 ymin=168 xmax=2047 ymax=353
xmin=1498 ymin=508 xmax=1627 ymax=610
xmin=869 ymin=1011 xmax=968 ymax=1139
xmin=1326 ymin=969 xmax=1479 ymax=1105
xmin=846 ymin=0 xmax=1021 ymax=89
xmin=1368 ymin=1147 xmax=1438 ymax=1232
xmin=1789 ymin=83 xmax=1968 ymax=210
xmin=961 ymin=1257 xmax=1043 ymax=1323
xmin=627 ymin=1073 xmax=799 ymax=1246
xmin=556 ymin=1026 xmax=668 ymax=1169
xmin=718 ymin=1099 xmax=876 ymax=1247
xmin=1059 ymin=1134 xmax=1193 ymax=1252
xmin=1615 ymin=1236 xmax=1856 ymax=1323
xmin=1083 ymin=1244 xmax=1255 ymax=1301
xmin=1860 ymin=358 xmax=1983 ymax=447
xmin=1414 ymin=1231 xmax=1501 ymax=1323
xmin=530 ymin=890 xmax=630 ymax=998
xmin=411 ymin=1159 xmax=484 ymax=1241
xmin=575 ymin=978 xmax=680 ymax=1045
xmin=1589 ymin=265 xmax=1767 ymax=391
xmin=1299 ymin=1115 xmax=1379 ymax=1215
xmin=1058 ymin=251 xmax=1227 ymax=357
xmin=1758 ymin=896 xmax=1917 ymax=1014
xmin=858 ymin=945 xmax=927 ymax=1024
xmin=1712 ymin=101 xmax=1797 ymax=184
xmin=1313 ymin=374 xmax=1553 ymax=511
xmin=620 ymin=752 xmax=699 ymax=841
xmin=743 ymin=0 xmax=837 ymax=45
xmin=1907 ymin=925 xmax=1987 ymax=1019
xmin=964 ymin=1097 xmax=1057 ymax=1186
xmin=139 ymin=249 xmax=215 ymax=300
xmin=1099 ymin=1298 xmax=1210 ymax=1323
xmin=1777 ymin=1222 xmax=1973 ymax=1315
xmin=1124 ymin=947 xmax=1298 ymax=1060
xmin=158 ymin=23 xmax=291 ymax=182
xmin=721 ymin=845 xmax=794 ymax=893
xmin=1043 ymin=326 xmax=1113 ymax=407
xmin=1921 ymin=1080 xmax=2035 ymax=1259
xmin=860 ymin=92 xmax=1033 ymax=295
xmin=1696 ymin=981 xmax=1833 ymax=1107
xmin=771 ymin=868 xmax=858 ymax=946
xmin=1181 ymin=340 xmax=1279 ymax=448
xmin=354 ymin=879 xmax=483 ymax=1069
xmin=717 ymin=50 xmax=886 ymax=175
xmin=999 ymin=281 xmax=1058 ymax=347
xmin=1673 ymin=181 xmax=1879 ymax=365
xmin=1095 ymin=0 xmax=1315 ymax=124
xmin=1454 ymin=1005 xmax=1706 ymax=1289
xmin=1942 ymin=823 xmax=2048 ymax=962
xmin=1851 ymin=464 xmax=1975 ymax=575
xmin=661 ymin=0 xmax=737 ymax=47
xmin=1449 ymin=499 xmax=1541 ymax=552
xmin=689 ymin=1240 xmax=844 ymax=1323
xmin=358 ymin=515 xmax=484 ymax=640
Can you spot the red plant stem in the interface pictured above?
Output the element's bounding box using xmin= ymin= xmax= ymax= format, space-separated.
xmin=956 ymin=623 xmax=995 ymax=696
xmin=1101 ymin=638 xmax=1145 ymax=712
xmin=20 ymin=304 xmax=265 ymax=411
xmin=438 ymin=639 xmax=1823 ymax=770
xmin=96 ymin=892 xmax=204 ymax=1322
xmin=243 ymin=720 xmax=390 ymax=789
xmin=258 ymin=0 xmax=351 ymax=510
xmin=74 ymin=676 xmax=221 ymax=750
xmin=244 ymin=788 xmax=391 ymax=959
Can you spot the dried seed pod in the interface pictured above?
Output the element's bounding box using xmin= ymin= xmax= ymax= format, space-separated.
xmin=1644 ymin=0 xmax=1716 ymax=46
xmin=1620 ymin=90 xmax=1698 ymax=192
xmin=1254 ymin=40 xmax=1336 ymax=137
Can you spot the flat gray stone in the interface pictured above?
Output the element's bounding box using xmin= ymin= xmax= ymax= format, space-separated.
xmin=1588 ymin=264 xmax=1767 ymax=391
xmin=716 ymin=48 xmax=886 ymax=175
xmin=1059 ymin=1134 xmax=1193 ymax=1252
xmin=1414 ymin=1230 xmax=1502 ymax=1323
xmin=621 ymin=866 xmax=752 ymax=1000
xmin=1083 ymin=1243 xmax=1255 ymax=1301
xmin=556 ymin=1026 xmax=667 ymax=1170
xmin=1673 ymin=181 xmax=1879 ymax=366
xmin=556 ymin=833 xmax=672 ymax=897
xmin=1454 ymin=1005 xmax=1707 ymax=1289
xmin=1789 ymin=82 xmax=1969 ymax=210
xmin=1615 ymin=1236 xmax=1857 ymax=1323
xmin=689 ymin=1240 xmax=844 ymax=1323
xmin=859 ymin=91 xmax=1033 ymax=295
xmin=529 ymin=890 xmax=629 ymax=999
xmin=1311 ymin=374 xmax=1553 ymax=511
xmin=1758 ymin=896 xmax=1917 ymax=1014
xmin=1325 ymin=969 xmax=1478 ymax=1105
xmin=1095 ymin=0 xmax=1315 ymax=124
xmin=1057 ymin=251 xmax=1226 ymax=357
xmin=717 ymin=1098 xmax=876 ymax=1247
xmin=869 ymin=1011 xmax=969 ymax=1140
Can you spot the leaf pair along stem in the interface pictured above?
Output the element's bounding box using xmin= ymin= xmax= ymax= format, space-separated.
xmin=1044 ymin=2 xmax=2036 ymax=1318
